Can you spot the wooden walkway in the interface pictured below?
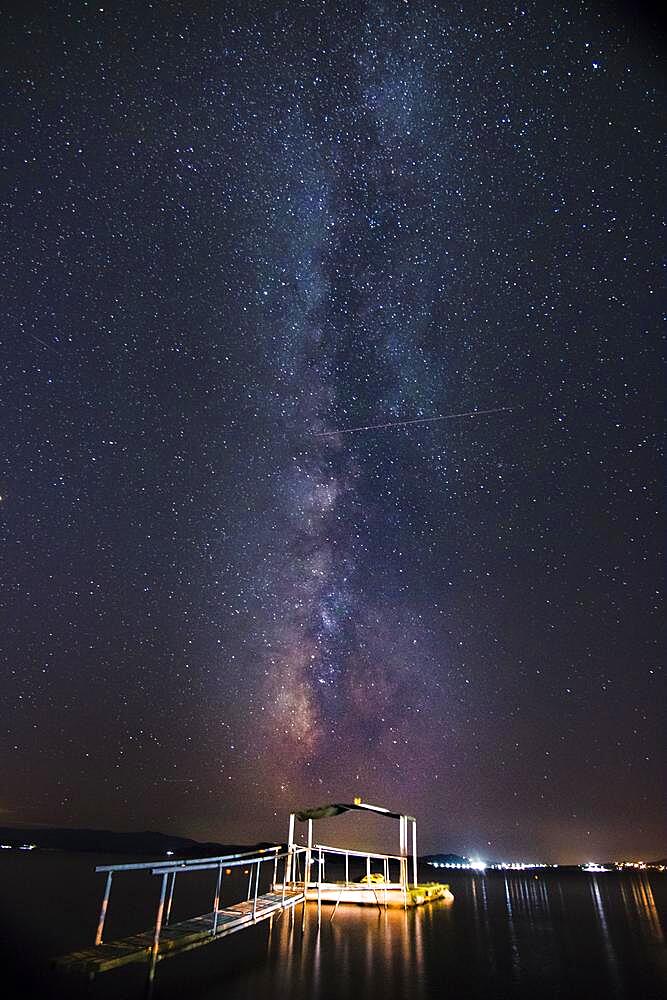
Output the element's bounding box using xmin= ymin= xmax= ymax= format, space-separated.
xmin=56 ymin=889 xmax=304 ymax=977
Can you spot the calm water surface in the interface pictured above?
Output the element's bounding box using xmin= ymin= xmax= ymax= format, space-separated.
xmin=1 ymin=853 xmax=666 ymax=999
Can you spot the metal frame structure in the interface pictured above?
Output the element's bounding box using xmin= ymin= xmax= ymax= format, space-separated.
xmin=287 ymin=799 xmax=419 ymax=890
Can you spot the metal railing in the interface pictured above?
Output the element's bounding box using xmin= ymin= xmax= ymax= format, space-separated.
xmin=310 ymin=842 xmax=408 ymax=887
xmin=92 ymin=843 xmax=307 ymax=992
xmin=302 ymin=843 xmax=410 ymax=918
xmin=93 ymin=845 xmax=287 ymax=946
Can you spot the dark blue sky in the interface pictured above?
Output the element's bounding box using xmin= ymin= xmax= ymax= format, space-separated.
xmin=1 ymin=1 xmax=664 ymax=862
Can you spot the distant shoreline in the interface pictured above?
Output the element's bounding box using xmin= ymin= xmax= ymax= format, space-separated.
xmin=0 ymin=825 xmax=271 ymax=857
xmin=0 ymin=827 xmax=664 ymax=871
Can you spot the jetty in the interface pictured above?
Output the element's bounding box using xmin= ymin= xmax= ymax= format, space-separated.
xmin=56 ymin=800 xmax=452 ymax=989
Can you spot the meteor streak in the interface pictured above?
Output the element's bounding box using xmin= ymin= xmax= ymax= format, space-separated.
xmin=315 ymin=406 xmax=514 ymax=438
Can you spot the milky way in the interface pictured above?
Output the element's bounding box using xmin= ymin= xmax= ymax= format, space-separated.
xmin=1 ymin=2 xmax=664 ymax=861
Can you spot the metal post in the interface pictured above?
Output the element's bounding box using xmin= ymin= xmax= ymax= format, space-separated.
xmin=148 ymin=872 xmax=169 ymax=987
xmin=317 ymin=847 xmax=322 ymax=925
xmin=285 ymin=813 xmax=295 ymax=883
xmin=366 ymin=854 xmax=371 ymax=883
xmin=212 ymin=862 xmax=223 ymax=935
xmin=302 ymin=861 xmax=307 ymax=931
xmin=412 ymin=820 xmax=418 ymax=888
xmin=399 ymin=816 xmax=408 ymax=891
xmin=95 ymin=871 xmax=113 ymax=945
xmin=281 ymin=853 xmax=287 ymax=905
xmin=272 ymin=852 xmax=279 ymax=889
xmin=165 ymin=871 xmax=177 ymax=926
xmin=403 ymin=858 xmax=408 ymax=910
xmin=345 ymin=851 xmax=349 ymax=886
xmin=252 ymin=860 xmax=260 ymax=920
xmin=305 ymin=818 xmax=313 ymax=888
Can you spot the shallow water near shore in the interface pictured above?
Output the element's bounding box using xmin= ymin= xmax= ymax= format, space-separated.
xmin=1 ymin=852 xmax=666 ymax=999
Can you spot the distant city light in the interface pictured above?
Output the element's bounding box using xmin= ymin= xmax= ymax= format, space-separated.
xmin=428 ymin=859 xmax=550 ymax=872
xmin=427 ymin=858 xmax=491 ymax=872
xmin=427 ymin=857 xmax=665 ymax=873
xmin=488 ymin=861 xmax=550 ymax=871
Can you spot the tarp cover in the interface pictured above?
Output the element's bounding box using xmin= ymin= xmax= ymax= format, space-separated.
xmin=295 ymin=802 xmax=405 ymax=822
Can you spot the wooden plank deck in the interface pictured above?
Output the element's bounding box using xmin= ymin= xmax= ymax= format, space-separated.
xmin=55 ymin=889 xmax=304 ymax=976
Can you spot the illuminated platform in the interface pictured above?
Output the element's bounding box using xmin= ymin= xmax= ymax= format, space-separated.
xmin=287 ymin=880 xmax=453 ymax=907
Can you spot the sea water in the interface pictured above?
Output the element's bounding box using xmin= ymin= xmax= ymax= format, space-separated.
xmin=1 ymin=852 xmax=665 ymax=999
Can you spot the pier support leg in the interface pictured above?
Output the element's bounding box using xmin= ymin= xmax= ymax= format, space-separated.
xmin=212 ymin=862 xmax=223 ymax=935
xmin=282 ymin=858 xmax=287 ymax=906
xmin=95 ymin=871 xmax=113 ymax=945
xmin=252 ymin=861 xmax=260 ymax=920
xmin=165 ymin=871 xmax=176 ymax=926
xmin=147 ymin=872 xmax=169 ymax=992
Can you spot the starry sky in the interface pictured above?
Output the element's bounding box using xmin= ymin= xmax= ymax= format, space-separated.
xmin=1 ymin=2 xmax=664 ymax=864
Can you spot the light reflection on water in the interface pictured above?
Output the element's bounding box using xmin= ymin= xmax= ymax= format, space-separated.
xmin=503 ymin=876 xmax=521 ymax=983
xmin=262 ymin=901 xmax=430 ymax=1000
xmin=201 ymin=872 xmax=667 ymax=1000
xmin=628 ymin=876 xmax=665 ymax=943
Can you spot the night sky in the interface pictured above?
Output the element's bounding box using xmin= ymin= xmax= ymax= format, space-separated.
xmin=2 ymin=2 xmax=664 ymax=864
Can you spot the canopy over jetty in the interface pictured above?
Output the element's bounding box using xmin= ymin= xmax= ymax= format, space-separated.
xmin=295 ymin=800 xmax=412 ymax=822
